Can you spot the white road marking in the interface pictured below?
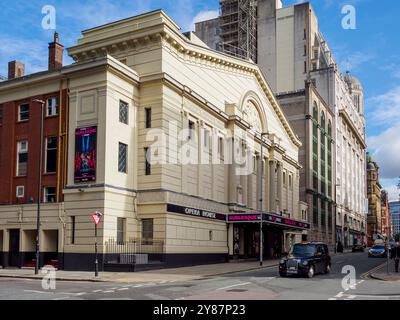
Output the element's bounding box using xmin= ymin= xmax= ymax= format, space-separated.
xmin=24 ymin=290 xmax=52 ymax=295
xmin=92 ymin=290 xmax=102 ymax=293
xmin=117 ymin=288 xmax=129 ymax=291
xmin=216 ymin=282 xmax=252 ymax=291
xmin=103 ymin=290 xmax=115 ymax=293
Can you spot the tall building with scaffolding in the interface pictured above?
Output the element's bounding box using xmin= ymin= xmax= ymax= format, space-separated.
xmin=196 ymin=0 xmax=367 ymax=250
xmin=219 ymin=0 xmax=258 ymax=62
xmin=195 ymin=0 xmax=258 ymax=62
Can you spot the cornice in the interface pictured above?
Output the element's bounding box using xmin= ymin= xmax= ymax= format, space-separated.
xmin=339 ymin=109 xmax=367 ymax=149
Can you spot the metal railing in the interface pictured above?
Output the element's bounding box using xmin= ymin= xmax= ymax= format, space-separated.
xmin=104 ymin=239 xmax=165 ymax=265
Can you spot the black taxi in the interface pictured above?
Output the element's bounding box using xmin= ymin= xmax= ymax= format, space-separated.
xmin=279 ymin=242 xmax=331 ymax=278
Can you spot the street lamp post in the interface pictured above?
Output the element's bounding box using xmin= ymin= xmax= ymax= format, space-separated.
xmin=33 ymin=99 xmax=45 ymax=275
xmin=259 ymin=133 xmax=268 ymax=267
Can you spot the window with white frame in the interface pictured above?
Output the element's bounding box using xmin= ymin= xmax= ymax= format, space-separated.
xmin=44 ymin=186 xmax=56 ymax=203
xmin=18 ymin=104 xmax=29 ymax=121
xmin=16 ymin=185 xmax=24 ymax=198
xmin=16 ymin=141 xmax=28 ymax=176
xmin=46 ymin=97 xmax=59 ymax=116
xmin=45 ymin=136 xmax=57 ymax=173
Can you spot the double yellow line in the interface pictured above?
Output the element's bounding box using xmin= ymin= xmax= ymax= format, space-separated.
xmin=360 ymin=262 xmax=389 ymax=279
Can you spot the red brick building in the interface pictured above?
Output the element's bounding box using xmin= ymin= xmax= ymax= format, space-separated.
xmin=0 ymin=33 xmax=68 ymax=268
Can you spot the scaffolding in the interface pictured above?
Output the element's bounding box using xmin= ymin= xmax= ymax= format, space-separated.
xmin=219 ymin=0 xmax=257 ymax=62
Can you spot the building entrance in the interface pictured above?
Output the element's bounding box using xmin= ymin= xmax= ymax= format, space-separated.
xmin=8 ymin=229 xmax=20 ymax=267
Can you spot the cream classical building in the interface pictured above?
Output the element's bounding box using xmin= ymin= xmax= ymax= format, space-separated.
xmin=1 ymin=10 xmax=308 ymax=271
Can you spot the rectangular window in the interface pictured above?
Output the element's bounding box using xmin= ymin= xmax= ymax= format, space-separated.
xmin=45 ymin=136 xmax=57 ymax=173
xmin=304 ymin=61 xmax=307 ymax=73
xmin=188 ymin=120 xmax=195 ymax=140
xmin=16 ymin=186 xmax=24 ymax=198
xmin=204 ymin=129 xmax=210 ymax=149
xmin=142 ymin=219 xmax=154 ymax=242
xmin=119 ymin=100 xmax=129 ymax=125
xmin=313 ymin=195 xmax=318 ymax=225
xmin=145 ymin=147 xmax=151 ymax=175
xmin=118 ymin=142 xmax=128 ymax=173
xmin=218 ymin=137 xmax=224 ymax=159
xmin=44 ymin=186 xmax=56 ymax=203
xmin=71 ymin=216 xmax=76 ymax=245
xmin=46 ymin=97 xmax=59 ymax=116
xmin=18 ymin=104 xmax=29 ymax=122
xmin=289 ymin=175 xmax=292 ymax=188
xmin=145 ymin=108 xmax=151 ymax=128
xmin=117 ymin=217 xmax=126 ymax=244
xmin=283 ymin=171 xmax=286 ymax=185
xmin=17 ymin=141 xmax=28 ymax=176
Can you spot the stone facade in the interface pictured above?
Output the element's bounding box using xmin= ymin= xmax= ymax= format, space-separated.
xmin=0 ymin=10 xmax=307 ymax=271
xmin=367 ymin=153 xmax=382 ymax=246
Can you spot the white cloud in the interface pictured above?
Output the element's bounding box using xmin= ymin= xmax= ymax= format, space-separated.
xmin=0 ymin=36 xmax=47 ymax=76
xmin=381 ymin=64 xmax=400 ymax=79
xmin=58 ymin=0 xmax=152 ymax=30
xmin=380 ymin=179 xmax=400 ymax=202
xmin=368 ymin=124 xmax=400 ymax=180
xmin=188 ymin=10 xmax=219 ymax=32
xmin=340 ymin=51 xmax=375 ymax=72
xmin=366 ymin=86 xmax=400 ymax=125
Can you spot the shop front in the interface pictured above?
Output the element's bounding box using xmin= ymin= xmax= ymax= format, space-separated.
xmin=228 ymin=213 xmax=310 ymax=260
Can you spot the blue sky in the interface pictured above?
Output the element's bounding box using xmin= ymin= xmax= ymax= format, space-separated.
xmin=1 ymin=0 xmax=399 ymax=199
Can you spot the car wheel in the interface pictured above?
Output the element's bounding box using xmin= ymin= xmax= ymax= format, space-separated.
xmin=307 ymin=266 xmax=315 ymax=278
xmin=279 ymin=272 xmax=287 ymax=277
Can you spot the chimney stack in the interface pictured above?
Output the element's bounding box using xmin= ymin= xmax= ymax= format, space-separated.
xmin=8 ymin=61 xmax=25 ymax=79
xmin=48 ymin=32 xmax=64 ymax=71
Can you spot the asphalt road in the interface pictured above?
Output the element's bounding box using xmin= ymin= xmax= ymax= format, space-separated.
xmin=0 ymin=252 xmax=398 ymax=300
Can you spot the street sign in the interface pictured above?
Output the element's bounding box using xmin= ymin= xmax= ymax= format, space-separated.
xmin=91 ymin=211 xmax=103 ymax=225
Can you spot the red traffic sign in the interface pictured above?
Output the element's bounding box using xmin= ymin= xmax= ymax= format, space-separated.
xmin=91 ymin=211 xmax=103 ymax=225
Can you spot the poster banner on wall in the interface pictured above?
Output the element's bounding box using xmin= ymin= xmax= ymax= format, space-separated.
xmin=74 ymin=126 xmax=97 ymax=183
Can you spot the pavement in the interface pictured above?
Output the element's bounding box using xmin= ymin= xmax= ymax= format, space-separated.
xmin=0 ymin=249 xmax=354 ymax=284
xmin=0 ymin=259 xmax=280 ymax=284
xmin=1 ymin=252 xmax=397 ymax=300
xmin=370 ymin=260 xmax=400 ymax=282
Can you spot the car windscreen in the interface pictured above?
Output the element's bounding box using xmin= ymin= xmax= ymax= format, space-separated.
xmin=289 ymin=244 xmax=316 ymax=257
xmin=372 ymin=246 xmax=385 ymax=250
